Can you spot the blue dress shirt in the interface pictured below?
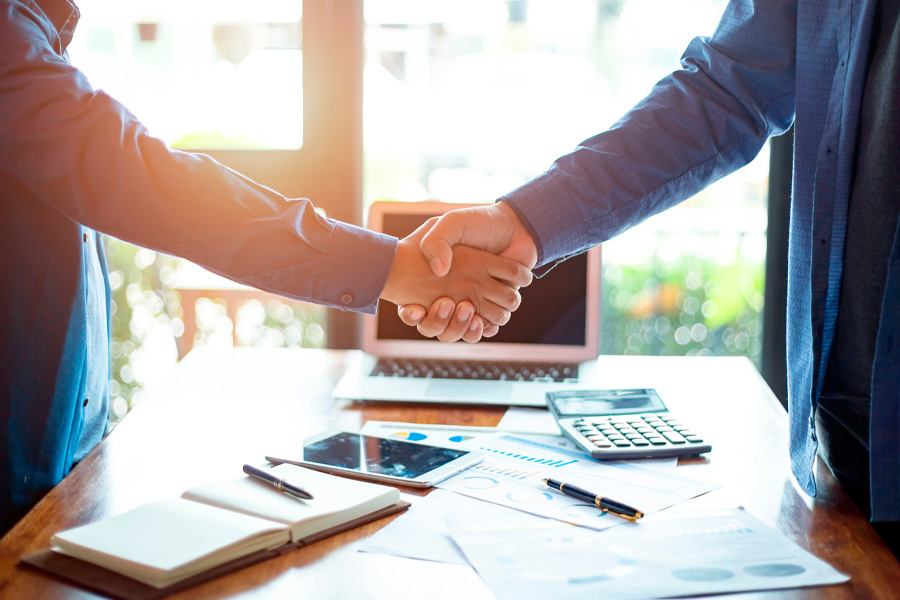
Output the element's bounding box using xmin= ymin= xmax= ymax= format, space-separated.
xmin=503 ymin=0 xmax=900 ymax=521
xmin=0 ymin=0 xmax=397 ymax=532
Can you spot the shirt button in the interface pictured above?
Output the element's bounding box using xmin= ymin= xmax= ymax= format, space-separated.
xmin=341 ymin=293 xmax=353 ymax=305
xmin=83 ymin=397 xmax=90 ymax=407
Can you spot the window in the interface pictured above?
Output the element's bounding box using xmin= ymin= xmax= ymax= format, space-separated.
xmin=69 ymin=1 xmax=304 ymax=150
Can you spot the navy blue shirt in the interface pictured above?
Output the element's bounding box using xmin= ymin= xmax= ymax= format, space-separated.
xmin=0 ymin=0 xmax=397 ymax=533
xmin=503 ymin=0 xmax=900 ymax=521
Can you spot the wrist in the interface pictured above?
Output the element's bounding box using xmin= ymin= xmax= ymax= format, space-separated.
xmin=496 ymin=201 xmax=538 ymax=269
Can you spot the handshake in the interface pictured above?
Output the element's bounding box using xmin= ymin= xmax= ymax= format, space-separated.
xmin=379 ymin=202 xmax=538 ymax=343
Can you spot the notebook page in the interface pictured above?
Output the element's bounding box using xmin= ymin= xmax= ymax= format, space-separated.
xmin=51 ymin=498 xmax=288 ymax=587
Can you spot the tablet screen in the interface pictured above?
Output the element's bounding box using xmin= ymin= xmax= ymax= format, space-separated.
xmin=302 ymin=432 xmax=471 ymax=479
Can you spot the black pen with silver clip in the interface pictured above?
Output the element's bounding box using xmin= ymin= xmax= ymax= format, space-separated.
xmin=543 ymin=477 xmax=643 ymax=521
xmin=243 ymin=464 xmax=314 ymax=500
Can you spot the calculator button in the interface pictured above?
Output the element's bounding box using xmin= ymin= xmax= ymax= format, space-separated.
xmin=586 ymin=435 xmax=604 ymax=441
xmin=685 ymin=436 xmax=704 ymax=443
xmin=631 ymin=439 xmax=651 ymax=446
xmin=661 ymin=431 xmax=687 ymax=444
xmin=655 ymin=425 xmax=675 ymax=433
xmin=612 ymin=441 xmax=633 ymax=447
xmin=592 ymin=440 xmax=613 ymax=448
xmin=599 ymin=427 xmax=617 ymax=435
xmin=646 ymin=438 xmax=667 ymax=445
xmin=625 ymin=433 xmax=644 ymax=441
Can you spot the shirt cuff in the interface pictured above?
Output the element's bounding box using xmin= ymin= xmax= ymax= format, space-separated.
xmin=499 ymin=170 xmax=591 ymax=271
xmin=314 ymin=222 xmax=398 ymax=314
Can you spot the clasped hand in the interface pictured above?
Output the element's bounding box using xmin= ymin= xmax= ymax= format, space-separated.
xmin=381 ymin=202 xmax=538 ymax=343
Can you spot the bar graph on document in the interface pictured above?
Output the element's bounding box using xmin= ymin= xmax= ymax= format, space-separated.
xmin=471 ymin=464 xmax=543 ymax=481
xmin=479 ymin=450 xmax=579 ymax=469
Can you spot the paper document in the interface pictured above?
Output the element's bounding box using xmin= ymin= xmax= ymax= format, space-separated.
xmin=496 ymin=406 xmax=562 ymax=435
xmin=436 ymin=434 xmax=716 ymax=529
xmin=359 ymin=490 xmax=531 ymax=565
xmin=448 ymin=507 xmax=849 ymax=600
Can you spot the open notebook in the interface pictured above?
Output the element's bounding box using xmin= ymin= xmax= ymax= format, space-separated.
xmin=333 ymin=201 xmax=602 ymax=406
xmin=23 ymin=464 xmax=406 ymax=598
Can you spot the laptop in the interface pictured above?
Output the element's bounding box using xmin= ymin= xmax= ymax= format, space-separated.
xmin=332 ymin=201 xmax=601 ymax=407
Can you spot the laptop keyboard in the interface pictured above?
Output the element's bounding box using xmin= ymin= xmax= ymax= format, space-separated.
xmin=370 ymin=358 xmax=579 ymax=383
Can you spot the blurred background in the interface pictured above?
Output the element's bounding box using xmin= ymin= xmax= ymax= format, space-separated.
xmin=67 ymin=0 xmax=769 ymax=423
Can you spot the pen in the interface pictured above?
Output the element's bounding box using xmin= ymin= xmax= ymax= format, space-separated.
xmin=543 ymin=477 xmax=643 ymax=521
xmin=243 ymin=464 xmax=314 ymax=500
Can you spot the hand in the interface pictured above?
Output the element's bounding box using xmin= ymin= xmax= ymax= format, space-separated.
xmin=398 ymin=298 xmax=493 ymax=343
xmin=381 ymin=221 xmax=532 ymax=327
xmin=419 ymin=201 xmax=538 ymax=276
xmin=395 ymin=202 xmax=538 ymax=342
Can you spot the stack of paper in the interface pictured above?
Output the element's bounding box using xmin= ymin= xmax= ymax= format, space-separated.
xmin=357 ymin=422 xmax=849 ymax=599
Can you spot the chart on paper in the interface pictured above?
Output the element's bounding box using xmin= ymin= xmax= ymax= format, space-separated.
xmin=442 ymin=461 xmax=621 ymax=530
xmin=446 ymin=508 xmax=849 ymax=600
xmin=438 ymin=434 xmax=719 ymax=526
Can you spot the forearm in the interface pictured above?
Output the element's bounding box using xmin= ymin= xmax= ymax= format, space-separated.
xmin=0 ymin=2 xmax=396 ymax=313
xmin=502 ymin=0 xmax=797 ymax=268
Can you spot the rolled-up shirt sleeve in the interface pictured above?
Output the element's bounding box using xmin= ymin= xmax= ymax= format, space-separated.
xmin=0 ymin=0 xmax=396 ymax=314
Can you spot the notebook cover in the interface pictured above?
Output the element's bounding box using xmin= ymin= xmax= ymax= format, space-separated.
xmin=21 ymin=500 xmax=409 ymax=600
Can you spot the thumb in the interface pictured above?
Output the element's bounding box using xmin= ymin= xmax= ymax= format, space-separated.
xmin=420 ymin=212 xmax=466 ymax=277
xmin=397 ymin=304 xmax=426 ymax=326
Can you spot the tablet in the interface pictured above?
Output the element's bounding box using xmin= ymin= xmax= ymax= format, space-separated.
xmin=265 ymin=430 xmax=484 ymax=488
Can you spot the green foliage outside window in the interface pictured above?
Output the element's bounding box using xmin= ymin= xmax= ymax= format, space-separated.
xmin=600 ymin=250 xmax=764 ymax=365
xmin=104 ymin=237 xmax=326 ymax=424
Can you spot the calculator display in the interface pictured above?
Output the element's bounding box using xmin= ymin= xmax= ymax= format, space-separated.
xmin=550 ymin=389 xmax=667 ymax=417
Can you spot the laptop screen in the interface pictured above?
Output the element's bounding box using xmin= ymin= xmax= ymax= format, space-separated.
xmin=377 ymin=213 xmax=588 ymax=346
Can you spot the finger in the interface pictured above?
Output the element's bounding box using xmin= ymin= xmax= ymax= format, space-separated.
xmin=397 ymin=304 xmax=426 ymax=326
xmin=437 ymin=302 xmax=477 ymax=343
xmin=416 ymin=297 xmax=455 ymax=338
xmin=462 ymin=315 xmax=484 ymax=343
xmin=470 ymin=298 xmax=512 ymax=327
xmin=481 ymin=321 xmax=499 ymax=337
xmin=483 ymin=254 xmax=533 ymax=288
xmin=480 ymin=279 xmax=522 ymax=313
xmin=420 ymin=212 xmax=469 ymax=277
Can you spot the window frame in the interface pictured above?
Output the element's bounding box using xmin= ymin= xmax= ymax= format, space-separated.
xmin=193 ymin=0 xmax=365 ymax=349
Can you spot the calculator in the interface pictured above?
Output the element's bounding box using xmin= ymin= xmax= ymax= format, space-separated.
xmin=546 ymin=388 xmax=712 ymax=460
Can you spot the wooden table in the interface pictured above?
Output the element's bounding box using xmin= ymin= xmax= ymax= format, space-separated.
xmin=1 ymin=348 xmax=897 ymax=598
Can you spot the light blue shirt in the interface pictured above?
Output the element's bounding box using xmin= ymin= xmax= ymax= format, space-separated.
xmin=503 ymin=0 xmax=900 ymax=521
